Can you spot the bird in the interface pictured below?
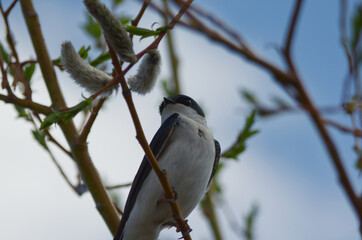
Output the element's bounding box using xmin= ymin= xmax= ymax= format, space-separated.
xmin=114 ymin=94 xmax=220 ymax=240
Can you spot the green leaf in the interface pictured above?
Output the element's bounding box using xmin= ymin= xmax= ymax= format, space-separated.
xmin=120 ymin=16 xmax=131 ymax=25
xmin=53 ymin=57 xmax=62 ymax=65
xmin=31 ymin=130 xmax=46 ymax=149
xmin=14 ymin=105 xmax=29 ymax=120
xmin=125 ymin=25 xmax=169 ymax=40
xmin=82 ymin=13 xmax=102 ymax=40
xmin=241 ymin=89 xmax=259 ymax=105
xmin=0 ymin=42 xmax=9 ymax=63
xmin=161 ymin=79 xmax=178 ymax=96
xmin=23 ymin=63 xmax=36 ymax=82
xmin=113 ymin=0 xmax=124 ymax=5
xmin=90 ymin=52 xmax=111 ymax=67
xmin=243 ymin=204 xmax=259 ymax=240
xmin=351 ymin=6 xmax=362 ymax=50
xmin=40 ymin=98 xmax=93 ymax=129
xmin=222 ymin=110 xmax=259 ymax=160
xmin=355 ymin=157 xmax=362 ymax=170
xmin=78 ymin=45 xmax=91 ymax=59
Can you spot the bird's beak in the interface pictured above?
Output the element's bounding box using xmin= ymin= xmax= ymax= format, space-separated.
xmin=163 ymin=97 xmax=177 ymax=104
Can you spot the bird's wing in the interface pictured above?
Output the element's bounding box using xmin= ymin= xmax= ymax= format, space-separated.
xmin=113 ymin=113 xmax=180 ymax=240
xmin=206 ymin=139 xmax=221 ymax=190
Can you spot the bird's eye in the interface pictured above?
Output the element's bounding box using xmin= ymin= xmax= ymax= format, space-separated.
xmin=185 ymin=100 xmax=192 ymax=106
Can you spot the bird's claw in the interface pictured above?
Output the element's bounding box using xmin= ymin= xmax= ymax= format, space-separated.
xmin=175 ymin=219 xmax=192 ymax=239
xmin=157 ymin=187 xmax=178 ymax=204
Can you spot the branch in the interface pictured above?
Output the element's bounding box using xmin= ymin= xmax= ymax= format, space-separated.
xmin=4 ymin=0 xmax=18 ymax=17
xmin=0 ymin=93 xmax=52 ymax=115
xmin=202 ymin=190 xmax=223 ymax=240
xmin=108 ymin=2 xmax=195 ymax=238
xmin=45 ymin=130 xmax=74 ymax=159
xmin=129 ymin=0 xmax=151 ymax=41
xmin=323 ymin=118 xmax=362 ymax=137
xmin=106 ymin=182 xmax=133 ymax=190
xmin=162 ymin=0 xmax=182 ymax=95
xmin=20 ymin=0 xmax=120 ymax=234
xmin=0 ymin=0 xmax=32 ymax=99
xmin=284 ymin=0 xmax=304 ymax=58
xmin=78 ymin=98 xmax=106 ymax=143
xmin=110 ymin=48 xmax=192 ymax=239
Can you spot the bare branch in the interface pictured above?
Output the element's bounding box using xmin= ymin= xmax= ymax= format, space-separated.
xmin=20 ymin=0 xmax=120 ymax=234
xmin=0 ymin=93 xmax=52 ymax=115
xmin=78 ymin=98 xmax=106 ymax=143
xmin=106 ymin=182 xmax=133 ymax=190
xmin=323 ymin=118 xmax=362 ymax=137
xmin=284 ymin=0 xmax=304 ymax=59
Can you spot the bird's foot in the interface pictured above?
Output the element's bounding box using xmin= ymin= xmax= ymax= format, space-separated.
xmin=157 ymin=187 xmax=178 ymax=204
xmin=174 ymin=219 xmax=192 ymax=239
xmin=163 ymin=218 xmax=192 ymax=239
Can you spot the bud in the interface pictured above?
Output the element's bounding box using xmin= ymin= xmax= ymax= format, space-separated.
xmin=61 ymin=41 xmax=117 ymax=97
xmin=83 ymin=0 xmax=137 ymax=63
xmin=127 ymin=49 xmax=161 ymax=95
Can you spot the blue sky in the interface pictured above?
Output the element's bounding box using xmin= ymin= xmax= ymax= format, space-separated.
xmin=0 ymin=0 xmax=361 ymax=240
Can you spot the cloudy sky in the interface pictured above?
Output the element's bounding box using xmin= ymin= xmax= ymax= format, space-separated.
xmin=0 ymin=0 xmax=361 ymax=240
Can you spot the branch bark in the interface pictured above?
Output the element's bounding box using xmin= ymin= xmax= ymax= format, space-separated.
xmin=19 ymin=0 xmax=120 ymax=234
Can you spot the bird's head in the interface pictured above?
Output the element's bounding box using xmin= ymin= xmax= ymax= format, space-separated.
xmin=159 ymin=95 xmax=206 ymax=124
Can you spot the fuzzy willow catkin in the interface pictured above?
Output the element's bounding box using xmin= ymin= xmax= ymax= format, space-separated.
xmin=127 ymin=49 xmax=161 ymax=95
xmin=83 ymin=0 xmax=137 ymax=63
xmin=61 ymin=41 xmax=117 ymax=96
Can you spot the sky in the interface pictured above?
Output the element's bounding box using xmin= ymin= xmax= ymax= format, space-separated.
xmin=0 ymin=0 xmax=361 ymax=240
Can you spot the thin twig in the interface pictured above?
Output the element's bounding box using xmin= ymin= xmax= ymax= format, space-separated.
xmin=45 ymin=130 xmax=74 ymax=159
xmin=0 ymin=0 xmax=32 ymax=99
xmin=284 ymin=0 xmax=304 ymax=59
xmin=0 ymin=93 xmax=52 ymax=115
xmin=78 ymin=98 xmax=106 ymax=143
xmin=130 ymin=0 xmax=151 ymax=41
xmin=109 ymin=2 xmax=195 ymax=238
xmin=4 ymin=0 xmax=19 ymax=17
xmin=323 ymin=118 xmax=362 ymax=137
xmin=162 ymin=0 xmax=181 ymax=95
xmin=29 ymin=113 xmax=77 ymax=192
xmin=0 ymin=51 xmax=13 ymax=94
xmin=106 ymin=182 xmax=133 ymax=190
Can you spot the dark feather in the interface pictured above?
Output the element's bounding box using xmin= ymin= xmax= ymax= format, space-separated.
xmin=207 ymin=139 xmax=221 ymax=188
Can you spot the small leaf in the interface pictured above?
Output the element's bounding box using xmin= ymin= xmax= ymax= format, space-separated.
xmin=14 ymin=105 xmax=29 ymax=120
xmin=23 ymin=63 xmax=36 ymax=82
xmin=113 ymin=0 xmax=124 ymax=5
xmin=126 ymin=25 xmax=154 ymax=35
xmin=90 ymin=52 xmax=111 ymax=67
xmin=355 ymin=157 xmax=362 ymax=171
xmin=0 ymin=42 xmax=9 ymax=63
xmin=120 ymin=16 xmax=131 ymax=25
xmin=161 ymin=79 xmax=178 ymax=96
xmin=243 ymin=204 xmax=259 ymax=240
xmin=78 ymin=45 xmax=91 ymax=59
xmin=40 ymin=98 xmax=93 ymax=129
xmin=241 ymin=89 xmax=259 ymax=105
xmin=31 ymin=130 xmax=46 ymax=149
xmin=53 ymin=57 xmax=62 ymax=64
xmin=351 ymin=6 xmax=362 ymax=50
xmin=222 ymin=110 xmax=259 ymax=160
xmin=82 ymin=13 xmax=102 ymax=40
xmin=125 ymin=25 xmax=169 ymax=40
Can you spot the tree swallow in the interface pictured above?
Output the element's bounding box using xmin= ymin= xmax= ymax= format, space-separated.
xmin=114 ymin=94 xmax=220 ymax=240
